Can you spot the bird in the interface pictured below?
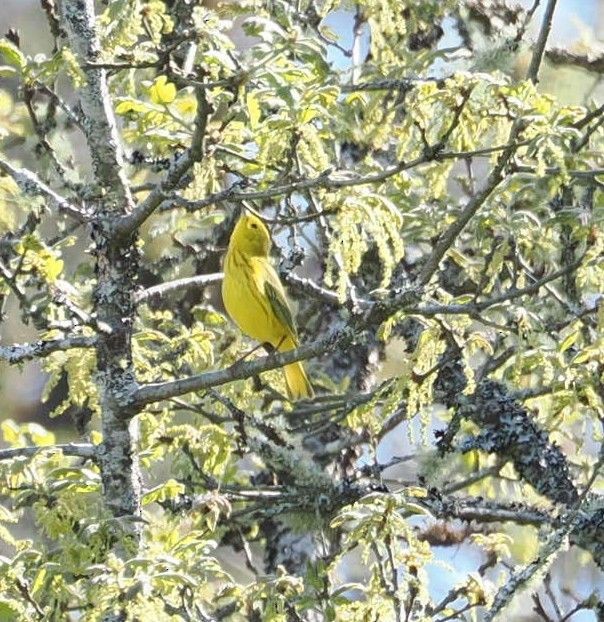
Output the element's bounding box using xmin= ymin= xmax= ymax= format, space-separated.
xmin=222 ymin=212 xmax=314 ymax=400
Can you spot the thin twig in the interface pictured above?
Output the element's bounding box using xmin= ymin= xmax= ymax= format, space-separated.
xmin=527 ymin=0 xmax=558 ymax=84
xmin=134 ymin=273 xmax=223 ymax=303
xmin=164 ymin=140 xmax=530 ymax=215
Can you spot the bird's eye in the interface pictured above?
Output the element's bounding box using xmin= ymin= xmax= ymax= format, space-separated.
xmin=250 ymin=223 xmax=258 ymax=229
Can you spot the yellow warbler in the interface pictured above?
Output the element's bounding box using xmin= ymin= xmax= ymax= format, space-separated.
xmin=222 ymin=212 xmax=314 ymax=400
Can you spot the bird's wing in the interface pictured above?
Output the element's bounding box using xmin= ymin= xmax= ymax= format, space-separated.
xmin=264 ymin=267 xmax=298 ymax=342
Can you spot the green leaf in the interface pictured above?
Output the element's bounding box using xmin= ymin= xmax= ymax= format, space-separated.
xmin=31 ymin=567 xmax=47 ymax=597
xmin=246 ymin=92 xmax=261 ymax=130
xmin=0 ymin=66 xmax=18 ymax=77
xmin=143 ymin=478 xmax=185 ymax=505
xmin=0 ymin=600 xmax=21 ymax=622
xmin=559 ymin=330 xmax=579 ymax=353
xmin=0 ymin=40 xmax=25 ymax=70
xmin=0 ymin=524 xmax=15 ymax=547
xmin=153 ymin=571 xmax=198 ymax=588
xmin=115 ymin=98 xmax=150 ymax=115
xmin=25 ymin=423 xmax=55 ymax=447
xmin=299 ymin=107 xmax=320 ymax=124
xmin=1 ymin=420 xmax=21 ymax=445
xmin=571 ymin=348 xmax=594 ymax=365
xmin=149 ymin=75 xmax=176 ymax=105
xmin=319 ymin=25 xmax=339 ymax=43
xmin=242 ymin=16 xmax=287 ymax=43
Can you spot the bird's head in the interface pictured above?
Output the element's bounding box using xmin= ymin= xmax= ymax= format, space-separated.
xmin=230 ymin=212 xmax=272 ymax=257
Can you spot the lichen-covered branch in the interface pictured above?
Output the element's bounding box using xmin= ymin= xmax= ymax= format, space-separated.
xmin=546 ymin=48 xmax=604 ymax=74
xmin=0 ymin=442 xmax=96 ymax=461
xmin=58 ymin=0 xmax=140 ymax=524
xmin=453 ymin=379 xmax=578 ymax=505
xmin=133 ymin=328 xmax=354 ymax=408
xmin=57 ymin=0 xmax=132 ymax=209
xmin=0 ymin=156 xmax=85 ymax=221
xmin=0 ymin=335 xmax=96 ymax=364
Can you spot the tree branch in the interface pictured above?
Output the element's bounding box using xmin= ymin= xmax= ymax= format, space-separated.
xmin=33 ymin=80 xmax=84 ymax=129
xmin=417 ymin=3 xmax=564 ymax=287
xmin=0 ymin=335 xmax=96 ymax=364
xmin=132 ymin=328 xmax=353 ymax=408
xmin=167 ymin=158 xmax=604 ymax=214
xmin=167 ymin=138 xmax=531 ymax=214
xmin=546 ymin=48 xmax=604 ymax=74
xmin=513 ymin=164 xmax=604 ymax=180
xmin=285 ymin=273 xmax=349 ymax=307
xmin=59 ymin=0 xmax=141 ymax=525
xmin=527 ymin=0 xmax=558 ymax=84
xmin=424 ymin=494 xmax=553 ymax=528
xmin=134 ymin=272 xmax=222 ymax=303
xmin=58 ymin=0 xmax=133 ymax=214
xmin=485 ymin=524 xmax=571 ymax=622
xmin=340 ymin=77 xmax=435 ymax=93
xmin=573 ymin=103 xmax=604 ymax=131
xmin=416 ymin=158 xmax=508 ymax=286
xmin=116 ymin=87 xmax=211 ymax=237
xmin=0 ymin=442 xmax=96 ymax=461
xmin=414 ymin=256 xmax=585 ymax=316
xmin=0 ymin=157 xmax=85 ymax=221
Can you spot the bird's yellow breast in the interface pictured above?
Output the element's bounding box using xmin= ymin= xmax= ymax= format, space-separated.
xmin=222 ymin=251 xmax=287 ymax=347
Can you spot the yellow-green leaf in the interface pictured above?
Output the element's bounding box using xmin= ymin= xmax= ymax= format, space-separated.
xmin=143 ymin=478 xmax=185 ymax=505
xmin=246 ymin=91 xmax=261 ymax=129
xmin=0 ymin=40 xmax=25 ymax=70
xmin=1 ymin=420 xmax=21 ymax=445
xmin=559 ymin=330 xmax=579 ymax=353
xmin=149 ymin=75 xmax=176 ymax=104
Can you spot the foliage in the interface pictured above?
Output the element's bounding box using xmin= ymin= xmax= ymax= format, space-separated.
xmin=0 ymin=0 xmax=603 ymax=620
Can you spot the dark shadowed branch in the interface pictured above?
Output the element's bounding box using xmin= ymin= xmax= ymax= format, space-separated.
xmin=527 ymin=0 xmax=558 ymax=84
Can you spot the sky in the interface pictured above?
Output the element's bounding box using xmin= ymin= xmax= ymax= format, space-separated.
xmin=322 ymin=0 xmax=602 ymax=71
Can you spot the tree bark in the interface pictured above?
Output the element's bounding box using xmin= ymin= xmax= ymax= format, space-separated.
xmin=58 ymin=0 xmax=141 ymax=525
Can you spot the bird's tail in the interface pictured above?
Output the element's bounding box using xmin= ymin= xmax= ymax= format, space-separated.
xmin=279 ymin=336 xmax=314 ymax=400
